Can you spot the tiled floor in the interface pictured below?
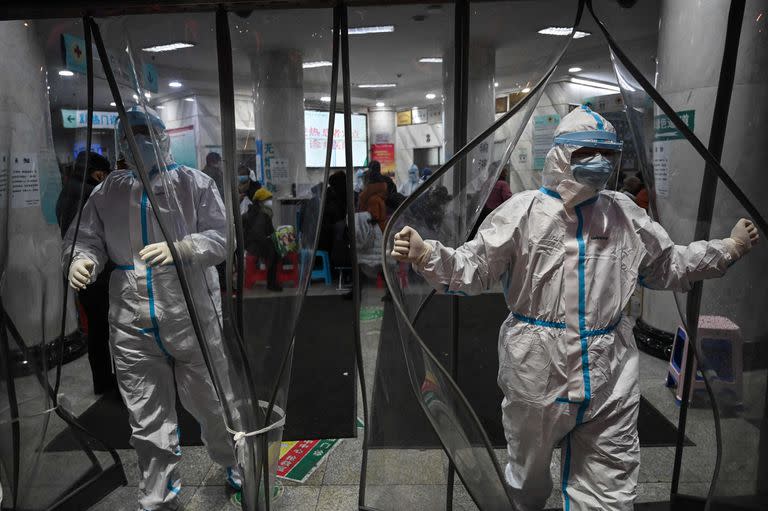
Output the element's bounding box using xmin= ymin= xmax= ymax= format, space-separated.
xmin=8 ymin=286 xmax=764 ymax=510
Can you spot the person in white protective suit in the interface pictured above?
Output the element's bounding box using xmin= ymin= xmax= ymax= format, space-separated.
xmin=63 ymin=107 xmax=242 ymax=511
xmin=392 ymin=106 xmax=759 ymax=510
xmin=398 ymin=164 xmax=421 ymax=196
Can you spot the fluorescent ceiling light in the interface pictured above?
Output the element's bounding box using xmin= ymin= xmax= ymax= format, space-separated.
xmin=348 ymin=25 xmax=394 ymax=35
xmin=358 ymin=83 xmax=397 ymax=88
xmin=538 ymin=27 xmax=591 ymax=39
xmin=184 ymin=97 xmax=195 ymax=102
xmin=320 ymin=96 xmax=332 ymax=102
xmin=375 ymin=101 xmax=385 ymax=107
xmin=110 ymin=102 xmax=116 ymax=107
xmin=141 ymin=42 xmax=195 ymax=53
xmin=156 ymin=105 xmax=165 ymax=109
xmin=58 ymin=69 xmax=74 ymax=77
xmin=570 ymin=77 xmax=620 ymax=92
xmin=568 ymin=67 xmax=583 ymax=73
xmin=521 ymin=87 xmax=531 ymax=93
xmin=168 ymin=81 xmax=183 ymax=88
xmin=425 ymin=93 xmax=436 ymax=100
xmin=303 ymin=61 xmax=332 ymax=69
xmin=494 ymin=82 xmax=499 ymax=87
xmin=419 ymin=57 xmax=443 ymax=63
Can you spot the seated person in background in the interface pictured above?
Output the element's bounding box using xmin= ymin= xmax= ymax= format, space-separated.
xmin=621 ymin=174 xmax=649 ymax=211
xmin=474 ymin=164 xmax=512 ymax=235
xmin=358 ymin=168 xmax=389 ymax=232
xmin=243 ymin=187 xmax=282 ymax=292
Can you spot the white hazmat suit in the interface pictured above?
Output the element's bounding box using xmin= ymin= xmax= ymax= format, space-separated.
xmin=398 ymin=164 xmax=421 ymax=196
xmin=393 ymin=106 xmax=756 ymax=510
xmin=63 ymin=108 xmax=239 ymax=511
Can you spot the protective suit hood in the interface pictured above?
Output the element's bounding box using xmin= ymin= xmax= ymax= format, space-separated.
xmin=408 ymin=164 xmax=419 ymax=183
xmin=542 ymin=106 xmax=620 ymax=208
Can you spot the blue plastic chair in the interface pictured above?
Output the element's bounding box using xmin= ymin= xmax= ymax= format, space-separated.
xmin=311 ymin=250 xmax=332 ymax=285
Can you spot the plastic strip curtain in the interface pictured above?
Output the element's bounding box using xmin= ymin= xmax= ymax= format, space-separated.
xmin=375 ymin=2 xmax=585 ymax=509
xmin=89 ymin=7 xmax=335 ymax=510
xmin=0 ymin=17 xmax=125 ymax=510
xmin=588 ymin=0 xmax=767 ymax=507
xmin=227 ymin=6 xmax=339 ymax=509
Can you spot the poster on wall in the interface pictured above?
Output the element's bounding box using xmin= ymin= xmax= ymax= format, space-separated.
xmin=396 ymin=110 xmax=412 ymax=127
xmin=652 ymin=109 xmax=695 ymax=199
xmin=411 ymin=108 xmax=428 ymax=125
xmin=370 ymin=143 xmax=395 ymax=176
xmin=270 ymin=157 xmax=290 ymax=183
xmin=0 ymin=154 xmax=8 ymax=207
xmin=38 ymin=151 xmax=62 ymax=225
xmin=167 ymin=125 xmax=197 ymax=169
xmin=427 ymin=105 xmax=441 ymax=125
xmin=652 ymin=142 xmax=670 ymax=198
xmin=304 ymin=110 xmax=367 ymax=167
xmin=532 ymin=114 xmax=560 ymax=170
xmin=10 ymin=153 xmax=40 ymax=209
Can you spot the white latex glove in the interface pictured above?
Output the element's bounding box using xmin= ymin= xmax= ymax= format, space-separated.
xmin=68 ymin=258 xmax=95 ymax=290
xmin=391 ymin=226 xmax=432 ymax=266
xmin=725 ymin=218 xmax=759 ymax=259
xmin=139 ymin=242 xmax=174 ymax=267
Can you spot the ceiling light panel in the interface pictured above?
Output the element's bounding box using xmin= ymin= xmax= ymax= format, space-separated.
xmin=569 ymin=77 xmax=620 ymax=92
xmin=537 ymin=27 xmax=591 ymax=38
xmin=142 ymin=42 xmax=195 ymax=53
xmin=303 ymin=61 xmax=333 ymax=69
xmin=348 ymin=25 xmax=395 ymax=35
xmin=419 ymin=57 xmax=443 ymax=63
xmin=357 ymin=83 xmax=397 ymax=88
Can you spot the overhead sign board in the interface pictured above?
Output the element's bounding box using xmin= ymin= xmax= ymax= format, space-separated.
xmin=61 ymin=109 xmax=119 ymax=129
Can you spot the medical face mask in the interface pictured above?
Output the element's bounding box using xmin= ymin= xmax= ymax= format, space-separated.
xmin=238 ymin=175 xmax=250 ymax=184
xmin=126 ymin=134 xmax=160 ymax=172
xmin=570 ymin=153 xmax=615 ymax=189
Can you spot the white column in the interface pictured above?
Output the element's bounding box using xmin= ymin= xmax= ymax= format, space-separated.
xmin=250 ymin=50 xmax=308 ymax=200
xmin=0 ymin=20 xmax=77 ymax=343
xmin=367 ymin=106 xmax=398 ymax=180
xmin=642 ymin=0 xmax=768 ymax=342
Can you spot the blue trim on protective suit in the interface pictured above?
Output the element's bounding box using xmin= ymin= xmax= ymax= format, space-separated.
xmin=141 ymin=191 xmax=171 ymax=359
xmin=582 ymin=105 xmax=604 ymax=130
xmin=167 ymin=478 xmax=180 ymax=495
xmin=562 ymin=199 xmax=593 ymax=509
xmin=512 ymin=312 xmax=566 ymax=329
xmin=539 ymin=187 xmax=561 ymax=200
xmin=115 ymin=264 xmax=135 ymax=271
xmin=131 ymin=161 xmax=180 ymax=180
xmin=442 ymin=284 xmax=468 ymax=296
xmin=562 ymin=433 xmax=573 ymax=511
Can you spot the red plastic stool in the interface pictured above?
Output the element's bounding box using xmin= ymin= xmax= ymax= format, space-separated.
xmin=277 ymin=252 xmax=299 ymax=286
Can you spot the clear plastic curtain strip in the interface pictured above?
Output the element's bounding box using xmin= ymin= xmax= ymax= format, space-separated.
xmin=0 ymin=17 xmax=124 ymax=510
xmin=228 ymin=7 xmax=339 ymax=509
xmin=376 ymin=1 xmax=585 ymax=509
xmin=588 ymin=0 xmax=767 ymax=507
xmin=86 ymin=8 xmax=337 ymax=510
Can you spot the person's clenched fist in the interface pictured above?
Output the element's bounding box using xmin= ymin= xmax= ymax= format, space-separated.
xmin=391 ymin=226 xmax=432 ymax=266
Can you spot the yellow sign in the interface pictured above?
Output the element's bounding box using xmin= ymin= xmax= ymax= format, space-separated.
xmin=396 ymin=109 xmax=412 ymax=126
